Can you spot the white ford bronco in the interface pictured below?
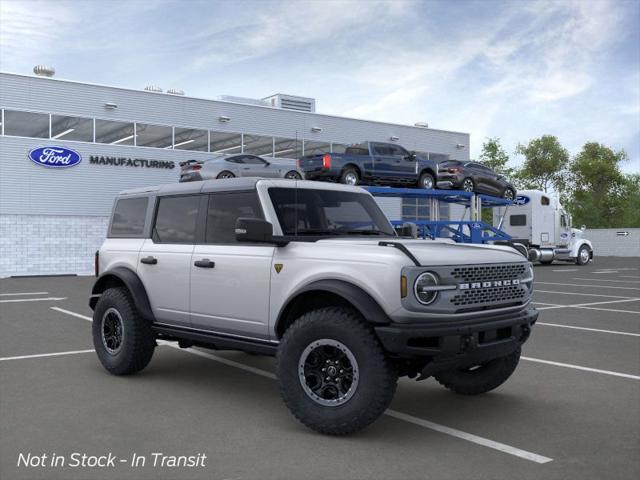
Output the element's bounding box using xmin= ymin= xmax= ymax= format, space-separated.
xmin=90 ymin=178 xmax=538 ymax=435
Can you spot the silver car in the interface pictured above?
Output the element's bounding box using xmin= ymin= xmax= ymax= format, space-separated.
xmin=179 ymin=154 xmax=303 ymax=182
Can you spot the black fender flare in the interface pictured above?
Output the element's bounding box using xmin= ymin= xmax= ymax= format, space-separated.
xmin=89 ymin=267 xmax=155 ymax=322
xmin=418 ymin=167 xmax=436 ymax=179
xmin=276 ymin=279 xmax=391 ymax=335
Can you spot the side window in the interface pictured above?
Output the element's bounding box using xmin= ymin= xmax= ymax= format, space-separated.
xmin=110 ymin=197 xmax=148 ymax=237
xmin=206 ymin=191 xmax=264 ymax=244
xmin=389 ymin=145 xmax=409 ymax=157
xmin=153 ymin=195 xmax=200 ymax=244
xmin=541 ymin=196 xmax=550 ymax=206
xmin=226 ymin=156 xmax=242 ymax=164
xmin=510 ymin=215 xmax=527 ymax=226
xmin=561 ymin=215 xmax=567 ymax=227
xmin=242 ymin=155 xmax=266 ymax=165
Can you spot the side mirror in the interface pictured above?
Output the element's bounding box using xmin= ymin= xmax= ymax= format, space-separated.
xmin=581 ymin=225 xmax=586 ymax=231
xmin=405 ymin=152 xmax=416 ymax=161
xmin=235 ymin=218 xmax=287 ymax=245
xmin=264 ymin=161 xmax=271 ymax=166
xmin=395 ymin=222 xmax=418 ymax=238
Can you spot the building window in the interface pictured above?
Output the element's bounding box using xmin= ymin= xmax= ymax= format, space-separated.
xmin=273 ymin=137 xmax=302 ymax=158
xmin=3 ymin=110 xmax=49 ymax=138
xmin=243 ymin=134 xmax=274 ymax=156
xmin=303 ymin=140 xmax=330 ymax=156
xmin=51 ymin=114 xmax=93 ymax=142
xmin=135 ymin=123 xmax=173 ymax=149
xmin=95 ymin=119 xmax=135 ymax=145
xmin=210 ymin=131 xmax=243 ymax=154
xmin=173 ymin=127 xmax=208 ymax=151
xmin=510 ymin=214 xmax=527 ymax=226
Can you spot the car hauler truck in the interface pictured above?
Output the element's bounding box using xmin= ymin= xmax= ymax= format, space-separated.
xmin=493 ymin=190 xmax=593 ymax=265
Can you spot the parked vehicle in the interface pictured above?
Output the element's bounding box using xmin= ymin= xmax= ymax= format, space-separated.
xmin=298 ymin=141 xmax=438 ymax=189
xmin=179 ymin=154 xmax=302 ymax=182
xmin=437 ymin=160 xmax=516 ymax=199
xmin=90 ymin=178 xmax=537 ymax=435
xmin=493 ymin=190 xmax=593 ymax=265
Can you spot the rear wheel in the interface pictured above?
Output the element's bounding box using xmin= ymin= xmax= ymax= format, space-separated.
xmin=339 ymin=168 xmax=359 ymax=186
xmin=462 ymin=178 xmax=475 ymax=192
xmin=92 ymin=287 xmax=155 ymax=375
xmin=217 ymin=171 xmax=235 ymax=179
xmin=576 ymin=245 xmax=591 ymax=265
xmin=434 ymin=348 xmax=521 ymax=395
xmin=285 ymin=170 xmax=302 ymax=180
xmin=276 ymin=307 xmax=398 ymax=435
xmin=418 ymin=172 xmax=435 ymax=189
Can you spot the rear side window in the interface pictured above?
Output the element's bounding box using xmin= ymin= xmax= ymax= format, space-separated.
xmin=206 ymin=191 xmax=264 ymax=244
xmin=153 ymin=195 xmax=200 ymax=244
xmin=110 ymin=197 xmax=148 ymax=237
xmin=510 ymin=215 xmax=527 ymax=226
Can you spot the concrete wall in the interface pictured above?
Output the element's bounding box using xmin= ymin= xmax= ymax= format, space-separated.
xmin=586 ymin=228 xmax=640 ymax=258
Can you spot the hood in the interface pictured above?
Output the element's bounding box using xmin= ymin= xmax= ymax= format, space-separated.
xmin=315 ymin=238 xmax=527 ymax=266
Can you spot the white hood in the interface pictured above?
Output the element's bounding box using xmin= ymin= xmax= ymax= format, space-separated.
xmin=315 ymin=238 xmax=527 ymax=266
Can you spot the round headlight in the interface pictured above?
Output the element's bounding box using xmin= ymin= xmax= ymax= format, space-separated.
xmin=414 ymin=272 xmax=439 ymax=305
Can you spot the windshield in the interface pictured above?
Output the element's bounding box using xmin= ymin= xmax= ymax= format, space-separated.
xmin=268 ymin=188 xmax=395 ymax=237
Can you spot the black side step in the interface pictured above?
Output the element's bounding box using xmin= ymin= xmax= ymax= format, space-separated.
xmin=153 ymin=324 xmax=278 ymax=356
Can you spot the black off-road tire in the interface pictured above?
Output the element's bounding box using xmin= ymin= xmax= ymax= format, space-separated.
xmin=434 ymin=348 xmax=521 ymax=395
xmin=418 ymin=172 xmax=435 ymax=189
xmin=92 ymin=287 xmax=155 ymax=376
xmin=339 ymin=167 xmax=360 ymax=186
xmin=276 ymin=307 xmax=398 ymax=435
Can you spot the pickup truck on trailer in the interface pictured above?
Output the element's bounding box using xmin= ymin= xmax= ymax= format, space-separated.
xmin=298 ymin=141 xmax=439 ymax=189
xmin=90 ymin=178 xmax=537 ymax=435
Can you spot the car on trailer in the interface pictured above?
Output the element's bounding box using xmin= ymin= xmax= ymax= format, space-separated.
xmin=437 ymin=160 xmax=516 ymax=200
xmin=179 ymin=154 xmax=303 ymax=182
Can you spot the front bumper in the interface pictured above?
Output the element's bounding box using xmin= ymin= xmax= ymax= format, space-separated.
xmin=375 ymin=308 xmax=537 ymax=375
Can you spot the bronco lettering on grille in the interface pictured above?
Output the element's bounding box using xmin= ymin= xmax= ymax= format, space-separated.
xmin=458 ymin=279 xmax=520 ymax=290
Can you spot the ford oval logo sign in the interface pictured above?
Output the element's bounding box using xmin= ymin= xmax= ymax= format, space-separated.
xmin=514 ymin=195 xmax=530 ymax=206
xmin=28 ymin=146 xmax=82 ymax=168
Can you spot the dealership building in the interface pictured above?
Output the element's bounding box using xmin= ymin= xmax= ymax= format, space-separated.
xmin=0 ymin=69 xmax=470 ymax=277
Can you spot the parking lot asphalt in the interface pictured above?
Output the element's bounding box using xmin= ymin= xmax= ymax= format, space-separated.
xmin=1 ymin=257 xmax=639 ymax=480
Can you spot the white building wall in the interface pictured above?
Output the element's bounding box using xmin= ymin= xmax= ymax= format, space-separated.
xmin=0 ymin=215 xmax=108 ymax=277
xmin=586 ymin=228 xmax=640 ymax=258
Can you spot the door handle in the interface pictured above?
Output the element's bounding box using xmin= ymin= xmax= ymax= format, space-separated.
xmin=194 ymin=259 xmax=215 ymax=268
xmin=140 ymin=256 xmax=157 ymax=265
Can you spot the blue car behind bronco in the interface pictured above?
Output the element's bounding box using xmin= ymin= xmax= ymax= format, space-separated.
xmin=298 ymin=141 xmax=438 ymax=189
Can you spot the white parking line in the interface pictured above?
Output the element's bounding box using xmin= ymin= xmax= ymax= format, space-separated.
xmin=533 ymin=298 xmax=640 ymax=311
xmin=536 ymin=282 xmax=640 ymax=291
xmin=51 ymin=307 xmax=92 ymax=321
xmin=535 ymin=290 xmax=638 ymax=299
xmin=537 ymin=322 xmax=640 ymax=337
xmin=0 ymin=349 xmax=94 ymax=362
xmin=0 ymin=297 xmax=67 ymax=303
xmin=48 ymin=310 xmax=553 ymax=464
xmin=592 ymin=271 xmax=620 ymax=274
xmin=572 ymin=278 xmax=640 ymax=284
xmin=165 ymin=343 xmax=553 ymax=464
xmin=573 ymin=306 xmax=640 ymax=315
xmin=522 ymin=357 xmax=640 ymax=381
xmin=0 ymin=291 xmax=49 ymax=296
xmin=621 ymin=275 xmax=640 ymax=279
xmin=551 ymin=269 xmax=578 ymax=272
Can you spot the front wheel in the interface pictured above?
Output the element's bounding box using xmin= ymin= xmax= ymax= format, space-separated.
xmin=276 ymin=307 xmax=398 ymax=435
xmin=92 ymin=287 xmax=155 ymax=375
xmin=434 ymin=348 xmax=521 ymax=395
xmin=461 ymin=177 xmax=475 ymax=192
xmin=503 ymin=188 xmax=515 ymax=201
xmin=418 ymin=172 xmax=435 ymax=189
xmin=576 ymin=245 xmax=591 ymax=265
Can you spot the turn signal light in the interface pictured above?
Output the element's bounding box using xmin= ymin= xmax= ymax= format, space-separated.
xmin=400 ymin=275 xmax=408 ymax=298
xmin=448 ymin=167 xmax=460 ymax=173
xmin=322 ymin=153 xmax=331 ymax=169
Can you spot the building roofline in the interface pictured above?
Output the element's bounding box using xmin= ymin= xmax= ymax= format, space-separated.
xmin=0 ymin=71 xmax=469 ymax=137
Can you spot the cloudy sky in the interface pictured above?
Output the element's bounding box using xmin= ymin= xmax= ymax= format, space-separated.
xmin=1 ymin=0 xmax=638 ymax=172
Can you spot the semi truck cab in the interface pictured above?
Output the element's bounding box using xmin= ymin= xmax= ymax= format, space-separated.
xmin=493 ymin=189 xmax=593 ymax=265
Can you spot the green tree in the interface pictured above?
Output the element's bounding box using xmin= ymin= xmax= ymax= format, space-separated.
xmin=515 ymin=135 xmax=569 ymax=193
xmin=566 ymin=142 xmax=630 ymax=228
xmin=479 ymin=137 xmax=513 ymax=177
xmin=618 ymin=174 xmax=640 ymax=227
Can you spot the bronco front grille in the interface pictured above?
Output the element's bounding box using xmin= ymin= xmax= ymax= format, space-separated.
xmin=451 ymin=264 xmax=527 ymax=283
xmin=451 ymin=285 xmax=526 ymax=307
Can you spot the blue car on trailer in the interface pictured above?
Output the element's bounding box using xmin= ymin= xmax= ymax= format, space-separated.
xmin=298 ymin=141 xmax=439 ymax=190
